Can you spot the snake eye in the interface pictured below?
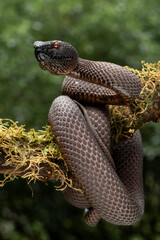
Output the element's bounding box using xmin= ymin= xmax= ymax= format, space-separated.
xmin=54 ymin=42 xmax=60 ymax=48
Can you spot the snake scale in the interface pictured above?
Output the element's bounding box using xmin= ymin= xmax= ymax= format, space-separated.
xmin=34 ymin=40 xmax=144 ymax=226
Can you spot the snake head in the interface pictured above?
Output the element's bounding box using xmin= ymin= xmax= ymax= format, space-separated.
xmin=33 ymin=40 xmax=78 ymax=75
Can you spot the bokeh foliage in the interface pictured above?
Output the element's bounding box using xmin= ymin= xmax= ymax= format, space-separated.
xmin=0 ymin=0 xmax=160 ymax=239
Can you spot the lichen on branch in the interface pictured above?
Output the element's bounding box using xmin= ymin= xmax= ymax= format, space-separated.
xmin=0 ymin=119 xmax=71 ymax=189
xmin=110 ymin=61 xmax=160 ymax=146
xmin=0 ymin=61 xmax=160 ymax=187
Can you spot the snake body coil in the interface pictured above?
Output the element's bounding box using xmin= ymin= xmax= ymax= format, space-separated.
xmin=34 ymin=40 xmax=144 ymax=226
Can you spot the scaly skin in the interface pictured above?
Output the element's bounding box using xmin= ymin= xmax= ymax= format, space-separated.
xmin=34 ymin=40 xmax=144 ymax=226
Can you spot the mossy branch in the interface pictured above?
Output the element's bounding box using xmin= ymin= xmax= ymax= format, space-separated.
xmin=0 ymin=61 xmax=160 ymax=188
xmin=110 ymin=61 xmax=160 ymax=145
xmin=0 ymin=121 xmax=70 ymax=189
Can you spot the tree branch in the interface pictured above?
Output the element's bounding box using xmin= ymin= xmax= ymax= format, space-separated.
xmin=110 ymin=61 xmax=160 ymax=145
xmin=0 ymin=61 xmax=159 ymax=187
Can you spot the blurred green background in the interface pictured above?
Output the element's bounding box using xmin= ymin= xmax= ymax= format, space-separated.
xmin=0 ymin=0 xmax=160 ymax=239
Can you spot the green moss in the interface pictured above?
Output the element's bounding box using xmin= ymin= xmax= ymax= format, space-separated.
xmin=0 ymin=119 xmax=72 ymax=188
xmin=110 ymin=61 xmax=160 ymax=146
xmin=0 ymin=61 xmax=160 ymax=187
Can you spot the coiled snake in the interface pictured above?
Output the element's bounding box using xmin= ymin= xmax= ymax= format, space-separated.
xmin=34 ymin=40 xmax=144 ymax=226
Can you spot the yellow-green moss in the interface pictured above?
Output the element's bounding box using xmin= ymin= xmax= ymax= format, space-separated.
xmin=0 ymin=61 xmax=160 ymax=187
xmin=0 ymin=119 xmax=73 ymax=189
xmin=110 ymin=61 xmax=160 ymax=145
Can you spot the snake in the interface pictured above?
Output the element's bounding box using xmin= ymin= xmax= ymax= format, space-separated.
xmin=33 ymin=40 xmax=144 ymax=226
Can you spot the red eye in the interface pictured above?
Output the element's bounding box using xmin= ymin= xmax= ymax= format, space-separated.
xmin=54 ymin=42 xmax=60 ymax=48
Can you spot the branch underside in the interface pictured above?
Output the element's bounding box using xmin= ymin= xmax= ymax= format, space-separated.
xmin=0 ymin=61 xmax=159 ymax=188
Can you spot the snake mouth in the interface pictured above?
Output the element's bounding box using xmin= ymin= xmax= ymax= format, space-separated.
xmin=33 ymin=50 xmax=48 ymax=71
xmin=34 ymin=48 xmax=48 ymax=62
xmin=36 ymin=52 xmax=47 ymax=62
xmin=34 ymin=48 xmax=73 ymax=63
xmin=34 ymin=49 xmax=70 ymax=74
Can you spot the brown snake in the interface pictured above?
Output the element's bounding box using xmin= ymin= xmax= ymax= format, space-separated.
xmin=33 ymin=40 xmax=144 ymax=226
